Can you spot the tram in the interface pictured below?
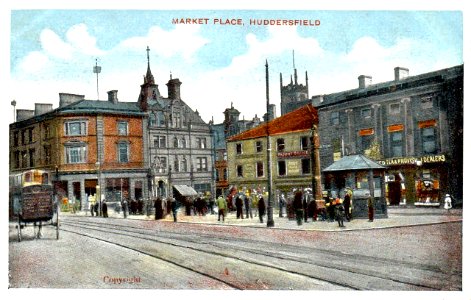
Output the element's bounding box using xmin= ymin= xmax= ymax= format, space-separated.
xmin=9 ymin=169 xmax=59 ymax=241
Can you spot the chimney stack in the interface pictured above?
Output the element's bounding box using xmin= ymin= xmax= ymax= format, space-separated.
xmin=166 ymin=78 xmax=182 ymax=100
xmin=16 ymin=109 xmax=34 ymax=122
xmin=59 ymin=93 xmax=85 ymax=107
xmin=394 ymin=67 xmax=409 ymax=81
xmin=107 ymin=90 xmax=118 ymax=104
xmin=358 ymin=75 xmax=372 ymax=89
xmin=34 ymin=103 xmax=53 ymax=116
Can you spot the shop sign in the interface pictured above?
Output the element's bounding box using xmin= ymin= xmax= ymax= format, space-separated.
xmin=277 ymin=150 xmax=309 ymax=158
xmin=377 ymin=154 xmax=446 ymax=166
xmin=359 ymin=128 xmax=374 ymax=136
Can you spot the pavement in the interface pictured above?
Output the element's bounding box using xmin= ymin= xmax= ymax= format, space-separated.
xmin=65 ymin=206 xmax=462 ymax=232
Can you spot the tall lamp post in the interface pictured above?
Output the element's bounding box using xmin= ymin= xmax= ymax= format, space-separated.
xmin=265 ymin=60 xmax=274 ymax=227
xmin=11 ymin=100 xmax=16 ymax=123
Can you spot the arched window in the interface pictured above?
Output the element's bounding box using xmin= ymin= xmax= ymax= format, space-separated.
xmin=181 ymin=157 xmax=187 ymax=172
xmin=173 ymin=137 xmax=179 ymax=148
xmin=181 ymin=137 xmax=186 ymax=148
xmin=174 ymin=157 xmax=179 ymax=172
xmin=149 ymin=112 xmax=156 ymax=126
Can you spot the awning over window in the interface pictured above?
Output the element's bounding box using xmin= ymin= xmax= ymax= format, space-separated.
xmin=173 ymin=185 xmax=198 ymax=197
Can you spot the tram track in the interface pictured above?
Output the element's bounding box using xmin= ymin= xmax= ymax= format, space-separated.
xmin=60 ymin=217 xmax=455 ymax=290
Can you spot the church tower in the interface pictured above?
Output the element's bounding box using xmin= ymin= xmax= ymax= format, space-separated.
xmin=138 ymin=46 xmax=161 ymax=111
xmin=280 ymin=51 xmax=309 ymax=115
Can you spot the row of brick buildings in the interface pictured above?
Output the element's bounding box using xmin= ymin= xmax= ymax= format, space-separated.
xmin=9 ymin=48 xmax=214 ymax=212
xmin=224 ymin=64 xmax=463 ymax=206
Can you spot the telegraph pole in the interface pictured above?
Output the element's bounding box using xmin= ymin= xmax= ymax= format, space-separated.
xmin=265 ymin=60 xmax=274 ymax=227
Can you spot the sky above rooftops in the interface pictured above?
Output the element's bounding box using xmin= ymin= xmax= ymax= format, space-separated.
xmin=5 ymin=1 xmax=465 ymax=125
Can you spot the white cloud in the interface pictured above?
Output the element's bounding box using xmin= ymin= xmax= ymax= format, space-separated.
xmin=119 ymin=24 xmax=209 ymax=61
xmin=19 ymin=51 xmax=49 ymax=74
xmin=66 ymin=24 xmax=105 ymax=56
xmin=40 ymin=28 xmax=74 ymax=60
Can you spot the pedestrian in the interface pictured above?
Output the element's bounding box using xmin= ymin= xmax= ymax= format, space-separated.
xmin=444 ymin=194 xmax=452 ymax=212
xmin=293 ymin=191 xmax=303 ymax=225
xmin=216 ymin=195 xmax=227 ymax=222
xmin=122 ymin=199 xmax=128 ymax=218
xmin=308 ymin=198 xmax=318 ymax=222
xmin=343 ymin=188 xmax=352 ymax=221
xmin=303 ymin=191 xmax=309 ymax=222
xmin=244 ymin=194 xmax=252 ymax=219
xmin=102 ymin=200 xmax=108 ymax=218
xmin=170 ymin=197 xmax=178 ymax=222
xmin=130 ymin=199 xmax=137 ymax=215
xmin=334 ymin=199 xmax=345 ymax=227
xmin=137 ymin=199 xmax=144 ymax=215
xmin=90 ymin=199 xmax=95 ymax=217
xmin=94 ymin=201 xmax=99 ymax=217
xmin=235 ymin=195 xmax=244 ymax=219
xmin=154 ymin=197 xmax=163 ymax=220
xmin=208 ymin=196 xmax=215 ymax=215
xmin=252 ymin=193 xmax=259 ymax=217
xmin=279 ymin=193 xmax=285 ymax=217
xmin=367 ymin=194 xmax=374 ymax=222
xmin=258 ymin=195 xmax=266 ymax=223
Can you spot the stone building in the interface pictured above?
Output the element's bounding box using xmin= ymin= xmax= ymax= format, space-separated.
xmin=9 ymin=91 xmax=148 ymax=211
xmin=315 ymin=65 xmax=463 ymax=206
xmin=226 ymin=104 xmax=318 ymax=196
xmin=138 ymin=47 xmax=214 ymax=198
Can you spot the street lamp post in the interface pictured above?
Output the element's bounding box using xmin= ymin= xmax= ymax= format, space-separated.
xmin=265 ymin=60 xmax=274 ymax=227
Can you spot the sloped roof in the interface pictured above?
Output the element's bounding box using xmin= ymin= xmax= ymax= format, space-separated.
xmin=58 ymin=100 xmax=144 ymax=115
xmin=323 ymin=154 xmax=386 ymax=172
xmin=173 ymin=185 xmax=198 ymax=196
xmin=227 ymin=104 xmax=318 ymax=142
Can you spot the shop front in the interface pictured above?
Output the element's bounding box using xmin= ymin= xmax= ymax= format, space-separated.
xmin=377 ymin=154 xmax=448 ymax=207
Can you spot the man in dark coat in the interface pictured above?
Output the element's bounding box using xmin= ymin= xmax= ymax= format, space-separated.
xmin=244 ymin=194 xmax=252 ymax=219
xmin=122 ymin=199 xmax=128 ymax=218
xmin=343 ymin=189 xmax=352 ymax=221
xmin=102 ymin=200 xmax=108 ymax=218
xmin=154 ymin=198 xmax=163 ymax=220
xmin=235 ymin=195 xmax=244 ymax=219
xmin=293 ymin=191 xmax=303 ymax=225
xmin=303 ymin=192 xmax=309 ymax=222
xmin=94 ymin=202 xmax=99 ymax=217
xmin=170 ymin=197 xmax=178 ymax=222
xmin=258 ymin=196 xmax=266 ymax=223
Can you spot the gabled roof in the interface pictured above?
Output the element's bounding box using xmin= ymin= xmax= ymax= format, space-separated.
xmin=323 ymin=154 xmax=386 ymax=172
xmin=227 ymin=104 xmax=318 ymax=142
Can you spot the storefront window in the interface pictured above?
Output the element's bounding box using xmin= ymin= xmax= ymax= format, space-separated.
xmin=422 ymin=127 xmax=437 ymax=154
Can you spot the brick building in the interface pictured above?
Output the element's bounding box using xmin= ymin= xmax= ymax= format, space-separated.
xmin=9 ymin=91 xmax=148 ymax=211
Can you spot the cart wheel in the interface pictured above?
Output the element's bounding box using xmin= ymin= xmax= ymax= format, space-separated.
xmin=17 ymin=219 xmax=22 ymax=242
xmin=56 ymin=214 xmax=59 ymax=240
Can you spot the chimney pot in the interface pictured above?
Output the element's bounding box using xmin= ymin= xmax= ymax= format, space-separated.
xmin=394 ymin=67 xmax=409 ymax=81
xmin=107 ymin=90 xmax=118 ymax=104
xmin=358 ymin=75 xmax=372 ymax=89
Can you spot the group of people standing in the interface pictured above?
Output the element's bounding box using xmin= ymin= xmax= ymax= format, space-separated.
xmin=218 ymin=193 xmax=267 ymax=223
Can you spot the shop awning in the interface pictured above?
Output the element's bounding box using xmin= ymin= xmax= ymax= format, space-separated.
xmin=173 ymin=185 xmax=198 ymax=197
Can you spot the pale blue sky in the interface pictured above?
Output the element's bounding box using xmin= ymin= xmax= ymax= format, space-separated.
xmin=9 ymin=9 xmax=463 ymax=123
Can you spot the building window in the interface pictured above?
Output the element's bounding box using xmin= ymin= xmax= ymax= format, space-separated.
xmin=331 ymin=111 xmax=339 ymax=125
xmin=13 ymin=131 xmax=19 ymax=147
xmin=181 ymin=157 xmax=187 ymax=172
xmin=236 ymin=165 xmax=243 ymax=177
xmin=197 ymin=137 xmax=207 ymax=149
xmin=278 ymin=161 xmax=286 ymax=176
xmin=181 ymin=138 xmax=186 ymax=148
xmin=44 ymin=145 xmax=51 ymax=165
xmin=236 ymin=143 xmax=242 ymax=155
xmin=28 ymin=128 xmax=34 ymax=143
xmin=422 ymin=127 xmax=437 ymax=154
xmin=21 ymin=130 xmax=26 ymax=145
xmin=300 ymin=136 xmax=309 ymax=150
xmin=421 ymin=96 xmax=433 ymax=109
xmin=155 ymin=156 xmax=167 ymax=173
xmin=154 ymin=135 xmax=167 ymax=148
xmin=173 ymin=111 xmax=181 ymax=128
xmin=118 ymin=142 xmax=129 ymax=163
xmin=174 ymin=157 xmax=179 ymax=172
xmin=361 ymin=108 xmax=372 ymax=119
xmin=361 ymin=135 xmax=374 ymax=152
xmin=277 ymin=138 xmax=285 ymax=152
xmin=173 ymin=137 xmax=179 ymax=148
xmin=301 ymin=158 xmax=310 ymax=174
xmin=29 ymin=149 xmax=35 ymax=167
xmin=65 ymin=145 xmax=87 ymax=164
xmin=223 ymin=168 xmax=227 ymax=180
xmin=14 ymin=151 xmax=20 ymax=169
xmin=157 ymin=111 xmax=165 ymax=127
xmin=390 ymin=131 xmax=403 ymax=157
xmin=21 ymin=151 xmax=27 ymax=168
xmin=117 ymin=121 xmax=128 ymax=136
xmin=196 ymin=157 xmax=208 ymax=172
xmin=256 ymin=141 xmax=263 ymax=152
xmin=149 ymin=113 xmax=156 ymax=126
xmin=64 ymin=120 xmax=87 ymax=136
xmin=389 ymin=103 xmax=400 ymax=115
xmin=256 ymin=161 xmax=264 ymax=177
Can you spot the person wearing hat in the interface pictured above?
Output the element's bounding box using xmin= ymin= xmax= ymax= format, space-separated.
xmin=444 ymin=194 xmax=452 ymax=212
xmin=343 ymin=188 xmax=352 ymax=221
xmin=258 ymin=195 xmax=266 ymax=223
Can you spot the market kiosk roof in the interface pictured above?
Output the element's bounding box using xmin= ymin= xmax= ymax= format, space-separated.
xmin=323 ymin=154 xmax=386 ymax=172
xmin=173 ymin=185 xmax=198 ymax=196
